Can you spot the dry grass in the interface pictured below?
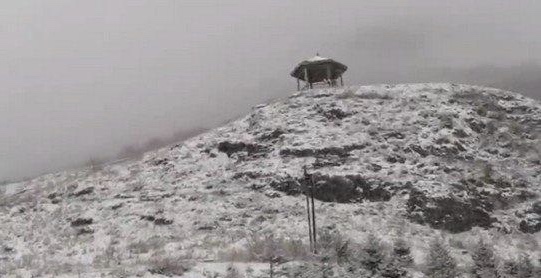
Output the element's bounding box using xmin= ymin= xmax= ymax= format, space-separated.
xmin=356 ymin=91 xmax=393 ymax=100
xmin=127 ymin=236 xmax=166 ymax=254
xmin=148 ymin=255 xmax=192 ymax=276
xmin=218 ymin=233 xmax=311 ymax=262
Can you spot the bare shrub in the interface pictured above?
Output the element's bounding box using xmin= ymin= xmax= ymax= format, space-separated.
xmin=225 ymin=264 xmax=244 ymax=278
xmin=318 ymin=229 xmax=351 ymax=265
xmin=219 ymin=233 xmax=310 ymax=262
xmin=218 ymin=247 xmax=250 ymax=262
xmin=471 ymin=239 xmax=498 ymax=278
xmin=335 ymin=88 xmax=357 ymax=99
xmin=95 ymin=241 xmax=122 ymax=267
xmin=128 ymin=236 xmax=166 ymax=254
xmin=356 ymin=233 xmax=386 ymax=274
xmin=84 ymin=157 xmax=105 ymax=172
xmin=148 ymin=255 xmax=191 ymax=276
xmin=424 ymin=237 xmax=458 ymax=278
xmin=357 ymin=91 xmax=393 ymax=100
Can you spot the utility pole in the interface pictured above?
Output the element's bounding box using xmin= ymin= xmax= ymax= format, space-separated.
xmin=303 ymin=166 xmax=317 ymax=254
xmin=310 ymin=173 xmax=317 ymax=254
xmin=305 ymin=181 xmax=313 ymax=252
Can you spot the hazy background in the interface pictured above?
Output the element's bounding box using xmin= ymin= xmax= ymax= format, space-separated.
xmin=2 ymin=0 xmax=541 ymax=181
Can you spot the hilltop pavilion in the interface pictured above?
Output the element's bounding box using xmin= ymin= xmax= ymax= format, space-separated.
xmin=290 ymin=54 xmax=348 ymax=90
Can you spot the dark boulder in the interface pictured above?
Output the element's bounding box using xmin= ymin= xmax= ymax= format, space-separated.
xmin=533 ymin=201 xmax=541 ymax=214
xmin=268 ymin=174 xmax=392 ymax=203
xmin=386 ymin=154 xmax=406 ymax=164
xmin=519 ymin=217 xmax=541 ymax=233
xmin=280 ymin=144 xmax=367 ymax=158
xmin=318 ymin=107 xmax=353 ymax=120
xmin=140 ymin=215 xmax=156 ymax=222
xmin=407 ymin=190 xmax=496 ymax=233
xmin=257 ymin=129 xmax=285 ymax=141
xmin=383 ymin=131 xmax=405 ymax=140
xmin=71 ymin=218 xmax=93 ymax=227
xmin=518 ymin=202 xmax=541 ymax=233
xmin=466 ymin=118 xmax=486 ymax=133
xmin=217 ymin=141 xmax=267 ymax=157
xmin=76 ymin=227 xmax=94 ymax=235
xmin=70 ymin=187 xmax=94 ymax=197
xmin=154 ymin=218 xmax=173 ymax=226
xmin=408 ymin=145 xmax=429 ymax=157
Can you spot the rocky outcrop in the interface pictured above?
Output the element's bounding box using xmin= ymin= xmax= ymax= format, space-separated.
xmin=217 ymin=141 xmax=268 ymax=157
xmin=407 ymin=190 xmax=496 ymax=233
xmin=269 ymin=174 xmax=394 ymax=203
xmin=71 ymin=218 xmax=93 ymax=227
xmin=280 ymin=144 xmax=367 ymax=158
xmin=518 ymin=201 xmax=541 ymax=233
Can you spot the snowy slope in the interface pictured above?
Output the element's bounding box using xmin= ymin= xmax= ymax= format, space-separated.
xmin=0 ymin=83 xmax=540 ymax=277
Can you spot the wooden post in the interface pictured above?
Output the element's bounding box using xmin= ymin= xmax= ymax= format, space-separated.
xmin=303 ymin=166 xmax=313 ymax=252
xmin=326 ymin=65 xmax=332 ymax=87
xmin=305 ymin=183 xmax=313 ymax=252
xmin=304 ymin=67 xmax=310 ymax=90
xmin=310 ymin=174 xmax=317 ymax=254
xmin=304 ymin=166 xmax=317 ymax=254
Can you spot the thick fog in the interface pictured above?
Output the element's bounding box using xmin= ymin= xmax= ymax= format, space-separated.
xmin=2 ymin=1 xmax=541 ymax=181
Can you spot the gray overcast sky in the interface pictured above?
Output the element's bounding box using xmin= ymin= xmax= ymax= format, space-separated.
xmin=1 ymin=0 xmax=541 ymax=181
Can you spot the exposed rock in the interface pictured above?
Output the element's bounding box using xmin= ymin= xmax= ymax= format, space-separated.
xmin=111 ymin=203 xmax=123 ymax=210
xmin=76 ymin=227 xmax=94 ymax=235
xmin=140 ymin=215 xmax=156 ymax=222
xmin=232 ymin=171 xmax=263 ymax=180
xmin=257 ymin=129 xmax=285 ymax=141
xmin=318 ymin=107 xmax=353 ymax=120
xmin=217 ymin=141 xmax=267 ymax=157
xmin=452 ymin=129 xmax=469 ymax=138
xmin=384 ymin=131 xmax=405 ymax=139
xmin=533 ymin=201 xmax=541 ymax=214
xmin=439 ymin=114 xmax=454 ymax=129
xmin=519 ymin=217 xmax=541 ymax=233
xmin=280 ymin=144 xmax=367 ymax=158
xmin=408 ymin=144 xmax=429 ymax=157
xmin=427 ymin=144 xmax=465 ymax=157
xmin=70 ymin=187 xmax=94 ymax=197
xmin=407 ymin=190 xmax=496 ymax=233
xmin=370 ymin=163 xmax=383 ymax=172
xmin=310 ymin=174 xmax=364 ymax=203
xmin=518 ymin=202 xmax=541 ymax=233
xmin=154 ymin=218 xmax=173 ymax=225
xmin=269 ymin=174 xmax=393 ymax=203
xmin=386 ymin=154 xmax=406 ymax=164
xmin=71 ymin=218 xmax=93 ymax=227
xmin=312 ymin=156 xmax=345 ymax=168
xmin=151 ymin=158 xmax=169 ymax=166
xmin=466 ymin=118 xmax=486 ymax=133
xmin=196 ymin=223 xmax=216 ymax=230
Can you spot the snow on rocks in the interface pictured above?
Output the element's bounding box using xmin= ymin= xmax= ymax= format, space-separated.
xmin=0 ymin=83 xmax=540 ymax=276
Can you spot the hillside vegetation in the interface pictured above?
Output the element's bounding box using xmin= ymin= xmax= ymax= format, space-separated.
xmin=1 ymin=83 xmax=540 ymax=277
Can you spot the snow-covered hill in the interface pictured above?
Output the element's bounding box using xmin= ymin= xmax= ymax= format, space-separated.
xmin=1 ymin=83 xmax=540 ymax=277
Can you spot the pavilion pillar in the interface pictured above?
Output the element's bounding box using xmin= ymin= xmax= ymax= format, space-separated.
xmin=326 ymin=65 xmax=332 ymax=87
xmin=304 ymin=67 xmax=310 ymax=90
xmin=340 ymin=76 xmax=344 ymax=86
xmin=297 ymin=78 xmax=300 ymax=91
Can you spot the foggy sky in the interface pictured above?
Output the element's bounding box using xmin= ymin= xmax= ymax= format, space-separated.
xmin=2 ymin=1 xmax=541 ymax=181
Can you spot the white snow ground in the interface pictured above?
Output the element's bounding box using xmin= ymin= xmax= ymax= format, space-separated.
xmin=0 ymin=83 xmax=540 ymax=277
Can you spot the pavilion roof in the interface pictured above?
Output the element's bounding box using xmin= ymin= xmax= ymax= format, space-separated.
xmin=290 ymin=55 xmax=348 ymax=82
